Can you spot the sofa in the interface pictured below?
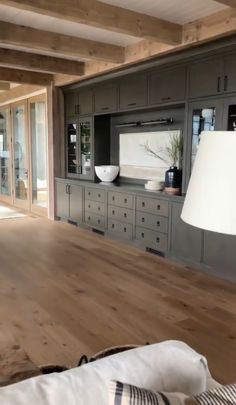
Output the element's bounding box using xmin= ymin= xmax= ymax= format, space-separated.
xmin=0 ymin=340 xmax=220 ymax=405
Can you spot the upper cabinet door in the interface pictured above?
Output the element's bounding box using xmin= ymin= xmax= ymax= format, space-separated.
xmin=149 ymin=66 xmax=186 ymax=105
xmin=223 ymin=53 xmax=236 ymax=94
xmin=79 ymin=89 xmax=93 ymax=116
xmin=65 ymin=92 xmax=79 ymax=117
xmin=188 ymin=58 xmax=224 ymax=99
xmin=94 ymin=84 xmax=118 ymax=113
xmin=119 ymin=74 xmax=147 ymax=110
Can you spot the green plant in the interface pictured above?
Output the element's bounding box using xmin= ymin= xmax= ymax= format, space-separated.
xmin=141 ymin=133 xmax=183 ymax=167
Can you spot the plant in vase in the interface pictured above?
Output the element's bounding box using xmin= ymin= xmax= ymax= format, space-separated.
xmin=142 ymin=133 xmax=183 ymax=195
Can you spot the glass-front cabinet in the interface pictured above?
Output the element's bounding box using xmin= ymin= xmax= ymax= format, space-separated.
xmin=187 ymin=100 xmax=223 ymax=175
xmin=66 ymin=116 xmax=93 ymax=179
xmin=0 ymin=107 xmax=12 ymax=202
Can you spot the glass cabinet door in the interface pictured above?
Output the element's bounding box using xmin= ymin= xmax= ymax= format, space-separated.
xmin=79 ymin=117 xmax=92 ymax=178
xmin=188 ymin=101 xmax=223 ymax=173
xmin=0 ymin=108 xmax=11 ymax=198
xmin=67 ymin=121 xmax=78 ymax=176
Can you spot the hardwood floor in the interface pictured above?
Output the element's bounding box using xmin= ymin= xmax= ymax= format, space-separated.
xmin=0 ymin=216 xmax=235 ymax=384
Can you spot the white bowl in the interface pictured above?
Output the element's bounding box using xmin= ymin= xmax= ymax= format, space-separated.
xmin=95 ymin=165 xmax=119 ymax=182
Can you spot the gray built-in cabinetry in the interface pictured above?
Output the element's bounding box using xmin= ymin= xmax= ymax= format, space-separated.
xmin=58 ymin=40 xmax=236 ymax=282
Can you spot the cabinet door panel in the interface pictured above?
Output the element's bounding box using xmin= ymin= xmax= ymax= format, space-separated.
xmin=188 ymin=58 xmax=223 ymax=99
xmin=69 ymin=184 xmax=83 ymax=222
xmin=94 ymin=85 xmax=117 ymax=113
xmin=170 ymin=201 xmax=202 ymax=262
xmin=119 ymin=74 xmax=147 ymax=110
xmin=65 ymin=92 xmax=78 ymax=117
xmin=149 ymin=66 xmax=186 ymax=105
xmin=56 ymin=181 xmax=69 ymax=219
xmin=79 ymin=89 xmax=93 ymax=115
xmin=203 ymin=231 xmax=236 ymax=281
xmin=224 ymin=53 xmax=236 ymax=93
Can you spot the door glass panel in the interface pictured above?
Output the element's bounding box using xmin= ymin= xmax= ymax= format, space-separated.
xmin=67 ymin=122 xmax=77 ymax=175
xmin=13 ymin=104 xmax=28 ymax=200
xmin=30 ymin=101 xmax=47 ymax=208
xmin=227 ymin=105 xmax=236 ymax=130
xmin=0 ymin=109 xmax=11 ymax=195
xmin=191 ymin=107 xmax=216 ymax=170
xmin=80 ymin=119 xmax=91 ymax=175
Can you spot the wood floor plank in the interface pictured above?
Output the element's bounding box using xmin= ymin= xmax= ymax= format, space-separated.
xmin=0 ymin=217 xmax=235 ymax=384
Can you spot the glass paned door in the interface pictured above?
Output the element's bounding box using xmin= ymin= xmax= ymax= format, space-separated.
xmin=80 ymin=118 xmax=92 ymax=177
xmin=0 ymin=108 xmax=12 ymax=200
xmin=12 ymin=102 xmax=29 ymax=209
xmin=191 ymin=107 xmax=216 ymax=169
xmin=67 ymin=121 xmax=78 ymax=176
xmin=30 ymin=99 xmax=47 ymax=212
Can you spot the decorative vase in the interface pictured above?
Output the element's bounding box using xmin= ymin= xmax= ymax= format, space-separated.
xmin=164 ymin=166 xmax=182 ymax=195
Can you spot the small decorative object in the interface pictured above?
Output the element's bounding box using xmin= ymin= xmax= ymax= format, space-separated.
xmin=142 ymin=132 xmax=183 ymax=195
xmin=145 ymin=179 xmax=163 ymax=191
xmin=95 ymin=165 xmax=119 ymax=182
xmin=164 ymin=166 xmax=182 ymax=195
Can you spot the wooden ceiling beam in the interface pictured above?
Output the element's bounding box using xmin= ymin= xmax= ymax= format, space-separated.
xmin=0 ymin=82 xmax=10 ymax=91
xmin=0 ymin=66 xmax=53 ymax=86
xmin=0 ymin=0 xmax=182 ymax=45
xmin=0 ymin=84 xmax=42 ymax=105
xmin=0 ymin=21 xmax=124 ymax=63
xmin=0 ymin=48 xmax=85 ymax=75
xmin=183 ymin=8 xmax=236 ymax=44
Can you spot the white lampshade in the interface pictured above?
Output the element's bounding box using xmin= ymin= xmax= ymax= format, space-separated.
xmin=181 ymin=131 xmax=236 ymax=235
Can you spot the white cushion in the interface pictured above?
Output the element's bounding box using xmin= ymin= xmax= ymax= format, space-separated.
xmin=0 ymin=340 xmax=215 ymax=405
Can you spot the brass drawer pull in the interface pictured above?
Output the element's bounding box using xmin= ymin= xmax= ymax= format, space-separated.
xmin=124 ymin=198 xmax=127 ymax=203
xmin=88 ymin=204 xmax=91 ymax=208
xmin=98 ymin=193 xmax=101 ymax=198
xmin=141 ymin=232 xmax=144 ymax=238
xmin=124 ymin=227 xmax=127 ymax=232
xmin=112 ymin=196 xmax=115 ymax=201
xmin=98 ymin=207 xmax=101 ymax=211
xmin=157 ymin=204 xmax=160 ymax=210
xmin=124 ymin=213 xmax=127 ymax=218
xmin=98 ymin=219 xmax=101 ymax=224
xmin=88 ymin=191 xmax=91 ymax=196
xmin=112 ymin=210 xmax=115 ymax=215
xmin=112 ymin=223 xmax=115 ymax=229
xmin=142 ymin=217 xmax=145 ymax=222
xmin=88 ymin=216 xmax=91 ymax=221
xmin=156 ymin=237 xmax=160 ymax=243
xmin=157 ymin=221 xmax=160 ymax=226
xmin=142 ymin=201 xmax=145 ymax=207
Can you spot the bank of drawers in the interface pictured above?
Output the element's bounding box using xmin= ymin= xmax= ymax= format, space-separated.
xmin=108 ymin=191 xmax=134 ymax=239
xmin=135 ymin=196 xmax=169 ymax=253
xmin=84 ymin=187 xmax=106 ymax=229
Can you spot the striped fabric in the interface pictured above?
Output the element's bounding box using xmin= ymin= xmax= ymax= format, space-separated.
xmin=110 ymin=381 xmax=190 ymax=405
xmin=194 ymin=384 xmax=236 ymax=405
xmin=110 ymin=382 xmax=236 ymax=405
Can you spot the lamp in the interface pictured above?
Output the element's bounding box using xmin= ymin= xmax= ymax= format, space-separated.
xmin=181 ymin=131 xmax=236 ymax=235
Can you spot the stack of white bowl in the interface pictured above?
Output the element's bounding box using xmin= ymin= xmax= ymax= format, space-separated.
xmin=145 ymin=179 xmax=162 ymax=191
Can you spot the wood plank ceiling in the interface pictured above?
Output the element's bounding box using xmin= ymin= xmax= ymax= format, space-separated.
xmin=0 ymin=0 xmax=235 ymax=90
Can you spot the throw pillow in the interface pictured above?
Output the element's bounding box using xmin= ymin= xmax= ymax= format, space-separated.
xmin=109 ymin=381 xmax=191 ymax=405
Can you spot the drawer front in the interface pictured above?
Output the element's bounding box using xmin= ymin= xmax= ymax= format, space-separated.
xmin=108 ymin=219 xmax=133 ymax=240
xmin=84 ymin=212 xmax=105 ymax=228
xmin=136 ymin=212 xmax=168 ymax=234
xmin=136 ymin=196 xmax=169 ymax=217
xmin=85 ymin=200 xmax=105 ymax=216
xmin=108 ymin=191 xmax=133 ymax=209
xmin=85 ymin=187 xmax=105 ymax=203
xmin=136 ymin=227 xmax=168 ymax=252
xmin=108 ymin=205 xmax=133 ymax=224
